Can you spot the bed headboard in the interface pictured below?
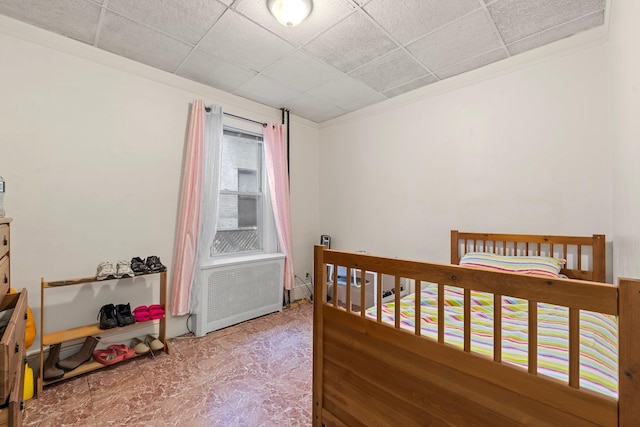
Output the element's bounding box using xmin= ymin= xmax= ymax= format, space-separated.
xmin=451 ymin=230 xmax=606 ymax=282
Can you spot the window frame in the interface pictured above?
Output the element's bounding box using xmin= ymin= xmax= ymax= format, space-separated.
xmin=211 ymin=125 xmax=278 ymax=258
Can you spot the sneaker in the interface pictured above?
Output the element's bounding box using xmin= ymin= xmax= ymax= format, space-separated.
xmin=96 ymin=262 xmax=115 ymax=280
xmin=145 ymin=256 xmax=166 ymax=273
xmin=115 ymin=303 xmax=135 ymax=327
xmin=115 ymin=260 xmax=134 ymax=279
xmin=98 ymin=304 xmax=118 ymax=329
xmin=130 ymin=257 xmax=149 ymax=275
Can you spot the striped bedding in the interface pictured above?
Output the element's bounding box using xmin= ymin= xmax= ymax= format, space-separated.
xmin=366 ymin=284 xmax=618 ymax=398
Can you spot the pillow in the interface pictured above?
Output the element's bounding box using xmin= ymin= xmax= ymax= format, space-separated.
xmin=459 ymin=252 xmax=565 ymax=278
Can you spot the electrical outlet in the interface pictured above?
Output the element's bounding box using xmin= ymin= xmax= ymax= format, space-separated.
xmin=305 ymin=273 xmax=310 ymax=279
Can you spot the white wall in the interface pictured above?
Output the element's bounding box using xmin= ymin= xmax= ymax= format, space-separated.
xmin=609 ymin=0 xmax=640 ymax=280
xmin=0 ymin=19 xmax=320 ymax=350
xmin=319 ymin=43 xmax=612 ymax=266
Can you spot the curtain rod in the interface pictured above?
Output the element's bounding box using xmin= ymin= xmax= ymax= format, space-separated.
xmin=204 ymin=107 xmax=267 ymax=127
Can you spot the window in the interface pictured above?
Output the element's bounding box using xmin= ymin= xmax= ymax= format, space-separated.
xmin=212 ymin=127 xmax=276 ymax=256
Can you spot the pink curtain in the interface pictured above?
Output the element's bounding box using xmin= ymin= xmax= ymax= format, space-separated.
xmin=263 ymin=124 xmax=295 ymax=291
xmin=170 ymin=101 xmax=205 ymax=316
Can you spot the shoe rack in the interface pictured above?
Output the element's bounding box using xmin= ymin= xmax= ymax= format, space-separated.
xmin=37 ymin=271 xmax=169 ymax=395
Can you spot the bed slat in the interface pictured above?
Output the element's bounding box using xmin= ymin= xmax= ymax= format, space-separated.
xmin=345 ymin=266 xmax=352 ymax=313
xmin=568 ymin=308 xmax=580 ymax=388
xmin=464 ymin=289 xmax=471 ymax=352
xmin=415 ymin=280 xmax=421 ymax=336
xmin=438 ymin=284 xmax=444 ymax=344
xmin=394 ymin=276 xmax=401 ymax=329
xmin=376 ymin=272 xmax=382 ymax=322
xmin=528 ymin=300 xmax=538 ymax=375
xmin=332 ymin=264 xmax=338 ymax=308
xmin=578 ymin=245 xmax=582 ymax=271
xmin=360 ymin=268 xmax=366 ymax=317
xmin=494 ymin=294 xmax=502 ymax=363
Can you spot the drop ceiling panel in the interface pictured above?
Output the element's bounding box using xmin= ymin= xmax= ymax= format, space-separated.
xmin=0 ymin=0 xmax=101 ymax=44
xmin=285 ymin=93 xmax=346 ymax=122
xmin=407 ymin=10 xmax=502 ymax=72
xmin=260 ymin=51 xmax=345 ymax=93
xmin=176 ymin=49 xmax=257 ymax=92
xmin=107 ymin=0 xmax=226 ymax=45
xmin=235 ymin=0 xmax=355 ymax=47
xmin=488 ymin=0 xmax=605 ymax=44
xmin=233 ymin=74 xmax=303 ymax=108
xmin=349 ymin=49 xmax=428 ymax=92
xmin=307 ymin=76 xmax=386 ymax=111
xmin=98 ymin=12 xmax=192 ymax=72
xmin=507 ymin=11 xmax=604 ymax=55
xmin=303 ymin=11 xmax=397 ymax=73
xmin=363 ymin=0 xmax=479 ymax=44
xmin=382 ymin=75 xmax=438 ymax=98
xmin=435 ymin=48 xmax=508 ymax=79
xmin=197 ymin=10 xmax=294 ymax=72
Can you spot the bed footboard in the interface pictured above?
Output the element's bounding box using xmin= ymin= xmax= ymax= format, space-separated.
xmin=313 ymin=245 xmax=640 ymax=427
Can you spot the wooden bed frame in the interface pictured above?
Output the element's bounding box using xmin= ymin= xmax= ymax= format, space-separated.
xmin=313 ymin=232 xmax=640 ymax=426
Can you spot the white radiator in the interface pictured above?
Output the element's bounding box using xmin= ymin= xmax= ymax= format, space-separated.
xmin=193 ymin=253 xmax=285 ymax=337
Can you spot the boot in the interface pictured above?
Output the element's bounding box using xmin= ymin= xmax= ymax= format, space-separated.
xmin=43 ymin=343 xmax=64 ymax=381
xmin=57 ymin=336 xmax=99 ymax=371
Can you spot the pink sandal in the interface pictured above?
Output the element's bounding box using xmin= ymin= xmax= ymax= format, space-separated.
xmin=107 ymin=344 xmax=136 ymax=360
xmin=132 ymin=306 xmax=151 ymax=322
xmin=93 ymin=349 xmax=124 ymax=366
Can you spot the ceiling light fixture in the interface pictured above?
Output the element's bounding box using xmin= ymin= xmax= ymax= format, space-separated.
xmin=267 ymin=0 xmax=313 ymax=28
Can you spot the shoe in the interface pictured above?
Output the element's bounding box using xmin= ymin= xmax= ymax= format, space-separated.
xmin=147 ymin=304 xmax=165 ymax=320
xmin=132 ymin=305 xmax=151 ymax=322
xmin=96 ymin=261 xmax=115 ymax=280
xmin=115 ymin=260 xmax=134 ymax=279
xmin=144 ymin=334 xmax=165 ymax=352
xmin=107 ymin=344 xmax=136 ymax=360
xmin=145 ymin=256 xmax=166 ymax=273
xmin=115 ymin=303 xmax=135 ymax=327
xmin=98 ymin=304 xmax=118 ymax=329
xmin=130 ymin=257 xmax=149 ymax=275
xmin=43 ymin=343 xmax=64 ymax=381
xmin=93 ymin=348 xmax=123 ymax=366
xmin=57 ymin=336 xmax=99 ymax=371
xmin=131 ymin=337 xmax=150 ymax=354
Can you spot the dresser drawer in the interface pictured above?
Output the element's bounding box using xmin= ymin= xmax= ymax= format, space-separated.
xmin=0 ymin=291 xmax=27 ymax=403
xmin=0 ymin=225 xmax=7 ymax=261
xmin=0 ymin=257 xmax=8 ymax=292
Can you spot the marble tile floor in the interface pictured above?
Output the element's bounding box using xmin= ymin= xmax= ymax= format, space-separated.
xmin=24 ymin=302 xmax=313 ymax=427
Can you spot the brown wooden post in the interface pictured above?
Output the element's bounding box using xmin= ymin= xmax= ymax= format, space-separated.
xmin=451 ymin=230 xmax=460 ymax=264
xmin=592 ymin=234 xmax=606 ymax=283
xmin=313 ymin=245 xmax=326 ymax=427
xmin=618 ymin=277 xmax=640 ymax=425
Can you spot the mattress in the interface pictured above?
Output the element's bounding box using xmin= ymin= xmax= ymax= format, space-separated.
xmin=366 ymin=284 xmax=618 ymax=398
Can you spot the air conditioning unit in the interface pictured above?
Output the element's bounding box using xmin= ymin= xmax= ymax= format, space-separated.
xmin=193 ymin=253 xmax=285 ymax=337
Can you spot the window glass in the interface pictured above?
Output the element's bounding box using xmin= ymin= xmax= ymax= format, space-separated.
xmin=212 ymin=128 xmax=265 ymax=255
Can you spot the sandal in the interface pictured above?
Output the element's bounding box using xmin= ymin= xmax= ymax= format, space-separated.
xmin=93 ymin=349 xmax=124 ymax=366
xmin=144 ymin=335 xmax=165 ymax=352
xmin=107 ymin=344 xmax=136 ymax=360
xmin=132 ymin=306 xmax=151 ymax=322
xmin=131 ymin=337 xmax=150 ymax=355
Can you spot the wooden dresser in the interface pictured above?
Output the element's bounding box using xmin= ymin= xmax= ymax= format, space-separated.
xmin=0 ymin=218 xmax=27 ymax=427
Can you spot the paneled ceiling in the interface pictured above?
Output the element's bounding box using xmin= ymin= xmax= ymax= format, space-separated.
xmin=0 ymin=0 xmax=607 ymax=123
